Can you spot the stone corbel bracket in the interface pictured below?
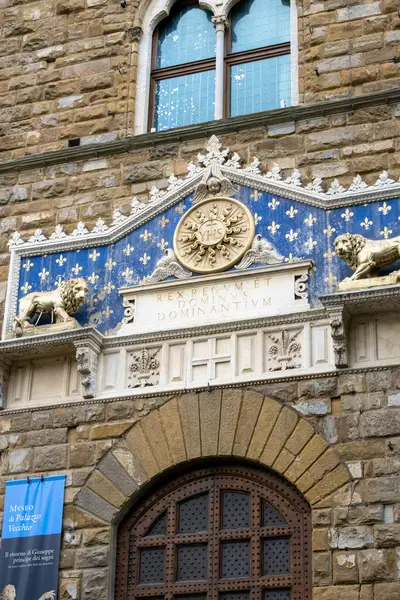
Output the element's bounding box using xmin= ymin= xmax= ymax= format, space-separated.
xmin=328 ymin=304 xmax=349 ymax=369
xmin=74 ymin=337 xmax=102 ymax=399
xmin=0 ymin=358 xmax=11 ymax=409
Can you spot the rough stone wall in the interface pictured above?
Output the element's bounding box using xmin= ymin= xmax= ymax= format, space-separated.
xmin=1 ymin=373 xmax=400 ymax=598
xmin=2 ymin=0 xmax=400 ymax=157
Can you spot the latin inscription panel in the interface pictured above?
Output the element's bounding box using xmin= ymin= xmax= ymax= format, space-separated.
xmin=119 ymin=264 xmax=311 ymax=335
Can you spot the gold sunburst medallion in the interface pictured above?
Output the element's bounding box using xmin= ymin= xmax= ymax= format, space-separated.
xmin=174 ymin=197 xmax=255 ymax=274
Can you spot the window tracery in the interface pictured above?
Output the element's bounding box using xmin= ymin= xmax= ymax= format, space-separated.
xmin=134 ymin=0 xmax=297 ymax=133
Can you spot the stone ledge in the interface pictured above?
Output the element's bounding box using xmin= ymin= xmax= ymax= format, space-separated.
xmin=1 ymin=88 xmax=400 ymax=174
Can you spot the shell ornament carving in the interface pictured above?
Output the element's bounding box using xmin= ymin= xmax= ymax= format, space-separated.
xmin=174 ymin=197 xmax=255 ymax=274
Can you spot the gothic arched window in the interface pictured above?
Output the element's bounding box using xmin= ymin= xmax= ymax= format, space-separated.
xmin=150 ymin=2 xmax=217 ymax=131
xmin=115 ymin=464 xmax=311 ymax=600
xmin=145 ymin=0 xmax=294 ymax=132
xmin=228 ymin=0 xmax=291 ymax=117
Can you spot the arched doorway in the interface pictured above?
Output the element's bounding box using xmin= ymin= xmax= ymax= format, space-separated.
xmin=115 ymin=463 xmax=311 ymax=600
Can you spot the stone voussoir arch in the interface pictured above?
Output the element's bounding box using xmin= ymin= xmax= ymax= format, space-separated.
xmin=74 ymin=390 xmax=351 ymax=523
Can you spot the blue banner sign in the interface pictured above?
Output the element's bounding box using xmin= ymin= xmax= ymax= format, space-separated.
xmin=0 ymin=475 xmax=65 ymax=600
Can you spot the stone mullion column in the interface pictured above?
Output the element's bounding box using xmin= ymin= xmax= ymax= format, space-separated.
xmin=212 ymin=16 xmax=227 ymax=121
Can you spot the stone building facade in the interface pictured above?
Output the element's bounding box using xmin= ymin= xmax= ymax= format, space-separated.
xmin=2 ymin=1 xmax=400 ymax=600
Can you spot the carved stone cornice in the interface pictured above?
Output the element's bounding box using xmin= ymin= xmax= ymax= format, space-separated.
xmin=0 ymin=364 xmax=396 ymax=416
xmin=0 ymin=327 xmax=103 ymax=360
xmin=1 ymin=88 xmax=400 ymax=175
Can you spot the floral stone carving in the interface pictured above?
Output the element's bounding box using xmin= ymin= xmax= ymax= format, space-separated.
xmin=128 ymin=347 xmax=161 ymax=388
xmin=335 ymin=233 xmax=400 ymax=288
xmin=267 ymin=329 xmax=302 ymax=371
xmin=174 ymin=198 xmax=255 ymax=274
xmin=13 ymin=278 xmax=88 ymax=338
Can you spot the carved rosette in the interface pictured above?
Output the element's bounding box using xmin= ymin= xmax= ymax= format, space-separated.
xmin=128 ymin=347 xmax=161 ymax=388
xmin=174 ymin=197 xmax=255 ymax=274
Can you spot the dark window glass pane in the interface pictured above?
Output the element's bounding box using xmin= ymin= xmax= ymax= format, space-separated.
xmin=222 ymin=492 xmax=250 ymax=529
xmin=179 ymin=493 xmax=208 ymax=533
xmin=139 ymin=548 xmax=165 ymax=583
xmin=262 ymin=502 xmax=287 ymax=527
xmin=221 ymin=541 xmax=249 ymax=579
xmin=177 ymin=544 xmax=208 ymax=581
xmin=221 ymin=593 xmax=249 ymax=600
xmin=231 ymin=0 xmax=290 ymax=53
xmin=157 ymin=5 xmax=216 ymax=68
xmin=263 ymin=538 xmax=290 ymax=576
xmin=146 ymin=511 xmax=167 ymax=536
xmin=154 ymin=70 xmax=215 ymax=131
xmin=230 ymin=55 xmax=291 ymax=118
xmin=264 ymin=591 xmax=291 ymax=600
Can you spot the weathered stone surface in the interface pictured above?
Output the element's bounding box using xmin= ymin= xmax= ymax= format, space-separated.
xmin=358 ymin=549 xmax=395 ymax=582
xmin=298 ymin=377 xmax=337 ymax=398
xmin=313 ymin=552 xmax=331 ymax=585
xmin=81 ymin=568 xmax=108 ymax=600
xmin=75 ymin=546 xmax=109 ymax=569
xmin=333 ymin=551 xmax=359 ymax=583
xmin=33 ymin=444 xmax=68 ymax=470
xmin=330 ymin=526 xmax=374 ymax=549
xmin=361 ymin=409 xmax=400 ymax=437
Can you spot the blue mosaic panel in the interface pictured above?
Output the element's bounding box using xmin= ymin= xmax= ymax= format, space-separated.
xmin=230 ymin=0 xmax=291 ymax=52
xmin=156 ymin=4 xmax=216 ymax=68
xmin=230 ymin=55 xmax=291 ymax=117
xmin=17 ymin=188 xmax=400 ymax=335
xmin=154 ymin=70 xmax=215 ymax=131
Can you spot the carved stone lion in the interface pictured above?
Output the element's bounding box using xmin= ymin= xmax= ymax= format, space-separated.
xmin=334 ymin=232 xmax=400 ymax=280
xmin=13 ymin=277 xmax=88 ymax=336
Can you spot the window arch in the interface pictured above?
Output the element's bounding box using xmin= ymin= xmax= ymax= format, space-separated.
xmin=150 ymin=2 xmax=216 ymax=131
xmin=115 ymin=463 xmax=311 ymax=600
xmin=141 ymin=0 xmax=297 ymax=133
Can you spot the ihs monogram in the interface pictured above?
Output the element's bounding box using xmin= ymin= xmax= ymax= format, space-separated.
xmin=174 ymin=198 xmax=254 ymax=274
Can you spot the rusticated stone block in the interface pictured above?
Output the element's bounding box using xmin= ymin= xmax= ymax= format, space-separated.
xmin=285 ymin=435 xmax=328 ymax=482
xmin=313 ymin=584 xmax=360 ymax=599
xmin=338 ymin=373 xmax=366 ymax=394
xmin=358 ymin=548 xmax=396 ymax=582
xmin=33 ymin=444 xmax=68 ymax=471
xmin=313 ymin=528 xmax=329 ymax=551
xmin=330 ymin=526 xmax=374 ymax=549
xmin=139 ymin=410 xmax=173 ymax=470
xmin=82 ymin=528 xmax=111 ymax=546
xmin=374 ymin=523 xmax=400 ymax=547
xmin=260 ymin=406 xmax=298 ymax=466
xmin=218 ymin=389 xmax=242 ymax=455
xmin=75 ymin=488 xmax=117 ymax=524
xmin=69 ymin=442 xmax=96 ymax=468
xmin=246 ymin=395 xmax=280 ymax=459
xmin=199 ymin=390 xmax=221 ymax=456
xmin=87 ymin=471 xmax=127 ymax=509
xmin=361 ymin=409 xmax=400 ymax=438
xmin=125 ymin=424 xmax=159 ymax=478
xmin=374 ymin=582 xmax=400 ymax=599
xmin=313 ymin=551 xmax=331 ymax=586
xmin=98 ymin=450 xmax=137 ymax=497
xmin=333 ymin=551 xmax=358 ymax=583
xmin=298 ymin=377 xmax=337 ymax=398
xmin=8 ymin=448 xmax=32 ymax=474
xmin=81 ymin=568 xmax=108 ymax=600
xmin=233 ymin=391 xmax=263 ymax=456
xmin=178 ymin=394 xmax=201 ymax=460
xmin=75 ymin=546 xmax=109 ymax=569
